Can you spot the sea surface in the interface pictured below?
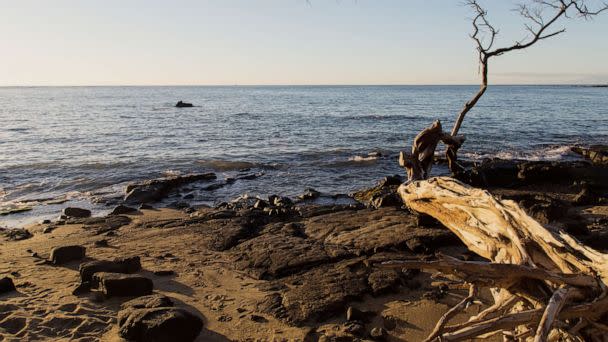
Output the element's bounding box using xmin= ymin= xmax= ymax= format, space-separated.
xmin=1 ymin=85 xmax=607 ymax=227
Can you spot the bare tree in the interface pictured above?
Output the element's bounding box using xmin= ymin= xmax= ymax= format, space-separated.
xmin=389 ymin=2 xmax=608 ymax=341
xmin=400 ymin=0 xmax=608 ymax=182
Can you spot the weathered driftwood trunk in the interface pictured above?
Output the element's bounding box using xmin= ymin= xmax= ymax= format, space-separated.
xmin=388 ymin=177 xmax=608 ymax=341
xmin=399 ymin=121 xmax=465 ymax=182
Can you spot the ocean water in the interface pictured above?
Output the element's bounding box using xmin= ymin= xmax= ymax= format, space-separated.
xmin=1 ymin=85 xmax=607 ymax=227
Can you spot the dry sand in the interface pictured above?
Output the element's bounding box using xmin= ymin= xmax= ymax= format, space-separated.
xmin=0 ymin=207 xmax=487 ymax=341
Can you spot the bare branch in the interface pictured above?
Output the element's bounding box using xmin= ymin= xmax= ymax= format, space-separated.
xmin=450 ymin=0 xmax=607 ymax=139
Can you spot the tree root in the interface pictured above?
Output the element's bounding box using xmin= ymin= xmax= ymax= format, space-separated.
xmin=389 ymin=177 xmax=608 ymax=341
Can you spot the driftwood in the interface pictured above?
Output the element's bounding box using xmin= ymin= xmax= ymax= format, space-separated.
xmin=386 ymin=177 xmax=608 ymax=341
xmin=399 ymin=121 xmax=465 ymax=182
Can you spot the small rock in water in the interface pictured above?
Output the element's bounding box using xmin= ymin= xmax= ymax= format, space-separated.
xmin=124 ymin=173 xmax=216 ymax=204
xmin=110 ymin=205 xmax=138 ymax=215
xmin=49 ymin=245 xmax=86 ymax=264
xmin=62 ymin=207 xmax=91 ymax=218
xmin=297 ymin=188 xmax=321 ymax=200
xmin=41 ymin=219 xmax=51 ymax=224
xmin=0 ymin=277 xmax=16 ymax=294
xmin=175 ymin=100 xmax=194 ymax=108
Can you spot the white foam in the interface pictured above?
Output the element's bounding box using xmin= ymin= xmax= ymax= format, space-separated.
xmin=462 ymin=145 xmax=576 ymax=162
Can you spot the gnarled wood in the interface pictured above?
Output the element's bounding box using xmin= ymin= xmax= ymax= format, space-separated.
xmin=399 ymin=121 xmax=465 ymax=182
xmin=393 ymin=177 xmax=608 ymax=341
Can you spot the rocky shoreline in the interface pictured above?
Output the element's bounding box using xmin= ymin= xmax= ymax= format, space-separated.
xmin=1 ymin=146 xmax=607 ymax=341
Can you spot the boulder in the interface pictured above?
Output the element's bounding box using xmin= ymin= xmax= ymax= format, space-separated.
xmin=62 ymin=207 xmax=91 ymax=218
xmin=370 ymin=192 xmax=402 ymax=208
xmin=232 ymin=228 xmax=350 ymax=280
xmin=511 ymin=194 xmax=569 ymax=224
xmin=353 ymin=177 xmax=402 ymax=209
xmin=572 ymin=145 xmax=608 ymax=165
xmin=80 ymin=256 xmax=141 ymax=282
xmin=118 ymin=294 xmax=203 ymax=342
xmin=0 ymin=277 xmax=16 ymax=294
xmin=188 ymin=212 xmax=268 ymax=252
xmin=304 ymin=208 xmax=459 ymax=254
xmin=118 ymin=307 xmax=202 ymax=341
xmin=258 ymin=259 xmax=371 ymax=324
xmin=377 ymin=175 xmax=403 ymax=187
xmin=49 ymin=245 xmax=86 ymax=264
xmin=110 ymin=205 xmax=138 ymax=215
xmin=467 ymin=159 xmax=520 ymax=187
xmin=124 ymin=173 xmax=216 ymax=204
xmin=120 ymin=294 xmax=174 ymax=310
xmin=92 ymin=272 xmax=153 ymax=297
xmin=175 ymin=100 xmax=193 ymax=108
xmin=573 ymin=187 xmax=599 ymax=206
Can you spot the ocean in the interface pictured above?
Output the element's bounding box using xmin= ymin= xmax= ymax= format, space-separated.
xmin=1 ymin=85 xmax=607 ymax=227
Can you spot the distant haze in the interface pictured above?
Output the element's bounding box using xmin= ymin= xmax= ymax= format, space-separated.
xmin=2 ymin=0 xmax=607 ymax=86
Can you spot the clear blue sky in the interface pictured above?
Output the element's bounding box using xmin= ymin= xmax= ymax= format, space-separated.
xmin=1 ymin=0 xmax=607 ymax=85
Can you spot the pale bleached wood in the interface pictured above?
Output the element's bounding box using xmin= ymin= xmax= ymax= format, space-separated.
xmin=534 ymin=286 xmax=572 ymax=342
xmin=393 ymin=177 xmax=608 ymax=341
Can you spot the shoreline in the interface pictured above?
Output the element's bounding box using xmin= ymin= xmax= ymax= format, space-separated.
xmin=0 ymin=144 xmax=595 ymax=230
xmin=1 ymin=150 xmax=607 ymax=340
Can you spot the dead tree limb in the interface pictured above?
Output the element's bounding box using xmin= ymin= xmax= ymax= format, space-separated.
xmin=391 ymin=177 xmax=608 ymax=340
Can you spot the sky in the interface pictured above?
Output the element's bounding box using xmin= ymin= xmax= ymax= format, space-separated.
xmin=1 ymin=0 xmax=607 ymax=86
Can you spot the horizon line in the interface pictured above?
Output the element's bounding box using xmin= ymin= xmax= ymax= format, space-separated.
xmin=1 ymin=83 xmax=606 ymax=88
